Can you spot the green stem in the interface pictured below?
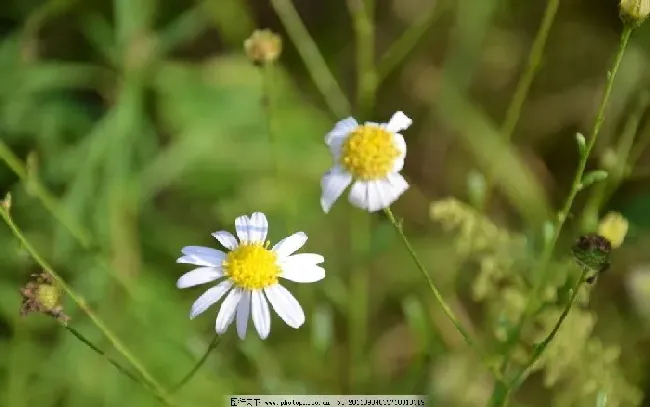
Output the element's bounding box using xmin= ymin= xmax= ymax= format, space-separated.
xmin=384 ymin=207 xmax=503 ymax=382
xmin=345 ymin=0 xmax=375 ymax=391
xmin=0 ymin=209 xmax=180 ymax=407
xmin=511 ymin=268 xmax=588 ymax=388
xmin=269 ymin=0 xmax=350 ymax=118
xmin=483 ymin=0 xmax=560 ymax=208
xmin=261 ymin=62 xmax=279 ymax=175
xmin=581 ymin=90 xmax=650 ymax=231
xmin=171 ymin=334 xmax=223 ymax=393
xmin=64 ymin=325 xmax=143 ymax=385
xmin=376 ymin=3 xmax=438 ymax=83
xmin=0 ymin=141 xmax=92 ymax=246
xmin=348 ymin=0 xmax=376 ymax=117
xmin=492 ymin=23 xmax=634 ymax=407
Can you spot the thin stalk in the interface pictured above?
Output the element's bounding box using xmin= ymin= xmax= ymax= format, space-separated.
xmin=582 ymin=90 xmax=650 ymax=230
xmin=64 ymin=324 xmax=143 ymax=385
xmin=483 ymin=0 xmax=560 ymax=208
xmin=348 ymin=0 xmax=376 ymax=117
xmin=345 ymin=0 xmax=376 ymax=391
xmin=491 ymin=23 xmax=634 ymax=407
xmin=377 ymin=3 xmax=438 ymax=83
xmin=0 ymin=141 xmax=91 ymax=246
xmin=171 ymin=334 xmax=223 ymax=393
xmin=510 ymin=268 xmax=588 ymax=388
xmin=269 ymin=0 xmax=350 ymax=118
xmin=0 ymin=140 xmax=140 ymax=299
xmin=261 ymin=62 xmax=279 ymax=175
xmin=347 ymin=211 xmax=370 ymax=392
xmin=384 ymin=207 xmax=504 ymax=382
xmin=0 ymin=209 xmax=180 ymax=407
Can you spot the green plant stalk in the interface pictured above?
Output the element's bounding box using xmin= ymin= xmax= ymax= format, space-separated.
xmin=510 ymin=268 xmax=588 ymax=388
xmin=0 ymin=141 xmax=91 ymax=246
xmin=348 ymin=0 xmax=376 ymax=117
xmin=582 ymin=91 xmax=650 ymax=231
xmin=261 ymin=62 xmax=280 ymax=176
xmin=270 ymin=0 xmax=350 ymax=118
xmin=376 ymin=2 xmax=438 ymax=83
xmin=490 ymin=23 xmax=634 ymax=407
xmin=348 ymin=211 xmax=370 ymax=391
xmin=0 ymin=140 xmax=141 ymax=300
xmin=0 ymin=209 xmax=180 ymax=407
xmin=65 ymin=324 xmax=144 ymax=385
xmin=384 ymin=207 xmax=503 ymax=382
xmin=171 ymin=334 xmax=223 ymax=393
xmin=346 ymin=0 xmax=376 ymax=391
xmin=483 ymin=0 xmax=560 ymax=208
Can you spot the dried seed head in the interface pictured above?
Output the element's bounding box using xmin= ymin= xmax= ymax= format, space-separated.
xmin=20 ymin=272 xmax=69 ymax=324
xmin=244 ymin=29 xmax=282 ymax=65
xmin=620 ymin=0 xmax=650 ymax=26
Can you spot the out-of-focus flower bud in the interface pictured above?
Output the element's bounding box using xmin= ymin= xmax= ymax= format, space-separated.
xmin=244 ymin=29 xmax=282 ymax=65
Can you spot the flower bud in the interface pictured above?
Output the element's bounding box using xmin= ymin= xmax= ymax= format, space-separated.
xmin=598 ymin=211 xmax=629 ymax=249
xmin=244 ymin=29 xmax=282 ymax=65
xmin=620 ymin=0 xmax=650 ymax=26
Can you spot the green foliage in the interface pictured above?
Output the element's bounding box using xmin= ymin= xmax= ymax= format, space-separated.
xmin=1 ymin=0 xmax=650 ymax=406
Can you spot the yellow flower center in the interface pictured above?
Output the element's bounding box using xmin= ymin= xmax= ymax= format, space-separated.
xmin=340 ymin=125 xmax=400 ymax=180
xmin=223 ymin=242 xmax=280 ymax=290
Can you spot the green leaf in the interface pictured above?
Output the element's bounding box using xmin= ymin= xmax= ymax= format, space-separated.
xmin=596 ymin=391 xmax=608 ymax=407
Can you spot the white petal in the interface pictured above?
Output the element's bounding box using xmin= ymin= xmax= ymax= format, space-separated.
xmin=215 ymin=287 xmax=242 ymax=334
xmin=234 ymin=215 xmax=250 ymax=244
xmin=348 ymin=180 xmax=370 ymax=211
xmin=251 ymin=290 xmax=271 ymax=339
xmin=264 ymin=284 xmax=305 ymax=329
xmin=366 ymin=180 xmax=390 ymax=212
xmin=272 ymin=232 xmax=308 ymax=259
xmin=247 ymin=212 xmax=268 ymax=244
xmin=177 ymin=267 xmax=223 ymax=289
xmin=391 ymin=133 xmax=407 ymax=172
xmin=325 ymin=117 xmax=358 ymax=146
xmin=211 ymin=231 xmax=238 ymax=250
xmin=179 ymin=246 xmax=226 ymax=266
xmin=281 ymin=253 xmax=325 ymax=266
xmin=384 ymin=111 xmax=412 ymax=133
xmin=189 ymin=280 xmax=233 ymax=319
xmin=280 ymin=253 xmax=325 ymax=283
xmin=176 ymin=255 xmax=215 ymax=268
xmin=375 ymin=173 xmax=409 ymax=209
xmin=320 ymin=166 xmax=353 ymax=214
xmin=236 ymin=290 xmax=251 ymax=339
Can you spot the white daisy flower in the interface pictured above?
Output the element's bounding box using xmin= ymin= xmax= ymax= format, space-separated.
xmin=320 ymin=111 xmax=412 ymax=213
xmin=176 ymin=212 xmax=325 ymax=340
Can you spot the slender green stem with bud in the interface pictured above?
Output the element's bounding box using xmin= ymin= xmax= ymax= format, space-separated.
xmin=170 ymin=334 xmax=223 ymax=393
xmin=490 ymin=23 xmax=634 ymax=407
xmin=384 ymin=207 xmax=504 ymax=382
xmin=0 ymin=208 xmax=180 ymax=407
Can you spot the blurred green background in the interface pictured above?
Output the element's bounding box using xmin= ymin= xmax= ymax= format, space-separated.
xmin=2 ymin=0 xmax=650 ymax=406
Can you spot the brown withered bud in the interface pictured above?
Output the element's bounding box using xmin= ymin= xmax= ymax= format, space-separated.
xmin=20 ymin=272 xmax=69 ymax=324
